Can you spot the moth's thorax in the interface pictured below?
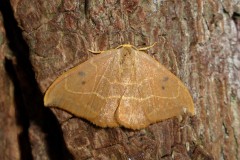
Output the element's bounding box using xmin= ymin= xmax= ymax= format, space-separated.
xmin=118 ymin=47 xmax=136 ymax=83
xmin=119 ymin=47 xmax=135 ymax=63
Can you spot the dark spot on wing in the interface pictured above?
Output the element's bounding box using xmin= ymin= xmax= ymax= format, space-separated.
xmin=162 ymin=86 xmax=165 ymax=90
xmin=79 ymin=71 xmax=86 ymax=77
xmin=81 ymin=81 xmax=86 ymax=85
xmin=162 ymin=76 xmax=169 ymax=82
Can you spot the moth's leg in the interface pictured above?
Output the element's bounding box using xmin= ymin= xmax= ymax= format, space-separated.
xmin=138 ymin=42 xmax=157 ymax=51
xmin=88 ymin=49 xmax=105 ymax=54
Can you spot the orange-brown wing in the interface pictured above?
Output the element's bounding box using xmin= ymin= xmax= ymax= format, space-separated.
xmin=44 ymin=50 xmax=124 ymax=127
xmin=116 ymin=49 xmax=194 ymax=129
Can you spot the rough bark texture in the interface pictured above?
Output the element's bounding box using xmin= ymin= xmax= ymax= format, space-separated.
xmin=0 ymin=0 xmax=239 ymax=159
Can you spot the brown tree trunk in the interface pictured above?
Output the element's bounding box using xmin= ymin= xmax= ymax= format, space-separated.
xmin=0 ymin=0 xmax=239 ymax=159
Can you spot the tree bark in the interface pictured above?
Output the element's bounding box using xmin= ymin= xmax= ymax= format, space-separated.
xmin=0 ymin=0 xmax=239 ymax=159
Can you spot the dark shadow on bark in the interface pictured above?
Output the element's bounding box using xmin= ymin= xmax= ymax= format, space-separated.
xmin=0 ymin=0 xmax=74 ymax=160
xmin=4 ymin=59 xmax=34 ymax=160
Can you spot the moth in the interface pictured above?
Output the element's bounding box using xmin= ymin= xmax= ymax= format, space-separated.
xmin=44 ymin=44 xmax=194 ymax=129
